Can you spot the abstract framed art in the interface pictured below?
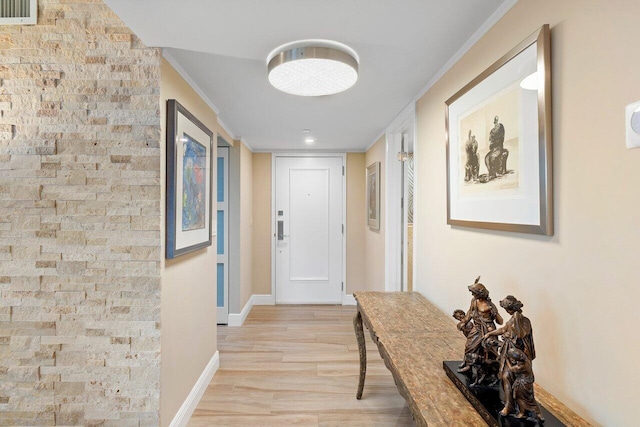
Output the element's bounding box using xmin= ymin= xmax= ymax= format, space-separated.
xmin=367 ymin=161 xmax=380 ymax=230
xmin=446 ymin=25 xmax=553 ymax=235
xmin=166 ymin=99 xmax=214 ymax=258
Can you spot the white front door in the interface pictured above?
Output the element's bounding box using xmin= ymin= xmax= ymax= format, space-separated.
xmin=275 ymin=156 xmax=344 ymax=304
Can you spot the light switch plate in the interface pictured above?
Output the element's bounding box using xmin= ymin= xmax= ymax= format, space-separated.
xmin=626 ymin=101 xmax=640 ymax=149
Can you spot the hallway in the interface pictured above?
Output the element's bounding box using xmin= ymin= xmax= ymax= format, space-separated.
xmin=187 ymin=305 xmax=415 ymax=426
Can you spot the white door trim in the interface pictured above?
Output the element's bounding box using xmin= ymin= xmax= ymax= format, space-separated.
xmin=216 ymin=145 xmax=229 ymax=324
xmin=271 ymin=153 xmax=347 ymax=304
xmin=385 ymin=135 xmax=402 ymax=292
xmin=385 ymin=102 xmax=417 ymax=292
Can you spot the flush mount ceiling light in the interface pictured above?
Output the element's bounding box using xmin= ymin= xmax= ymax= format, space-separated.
xmin=267 ymin=40 xmax=359 ymax=97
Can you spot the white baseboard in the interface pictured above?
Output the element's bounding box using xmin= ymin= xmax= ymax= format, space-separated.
xmin=275 ymin=300 xmax=342 ymax=304
xmin=252 ymin=294 xmax=275 ymax=305
xmin=169 ymin=351 xmax=219 ymax=427
xmin=342 ymin=294 xmax=356 ymax=306
xmin=228 ymin=297 xmax=253 ymax=327
xmin=228 ymin=295 xmax=274 ymax=326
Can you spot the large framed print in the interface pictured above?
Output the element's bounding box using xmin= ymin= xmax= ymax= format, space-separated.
xmin=166 ymin=99 xmax=214 ymax=258
xmin=446 ymin=25 xmax=553 ymax=235
xmin=367 ymin=161 xmax=380 ymax=230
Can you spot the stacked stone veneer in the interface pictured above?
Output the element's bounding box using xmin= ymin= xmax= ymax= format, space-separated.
xmin=0 ymin=0 xmax=162 ymax=425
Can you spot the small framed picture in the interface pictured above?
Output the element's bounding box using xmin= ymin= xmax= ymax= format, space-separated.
xmin=367 ymin=161 xmax=380 ymax=230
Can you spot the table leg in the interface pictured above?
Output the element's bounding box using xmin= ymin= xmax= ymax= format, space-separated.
xmin=353 ymin=309 xmax=367 ymax=399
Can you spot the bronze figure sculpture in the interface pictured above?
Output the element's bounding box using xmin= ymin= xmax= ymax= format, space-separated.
xmin=508 ymin=347 xmax=545 ymax=421
xmin=443 ymin=272 xmax=589 ymax=424
xmin=484 ymin=295 xmax=544 ymax=421
xmin=456 ymin=276 xmax=503 ymax=386
xmin=452 ymin=309 xmax=473 ymax=372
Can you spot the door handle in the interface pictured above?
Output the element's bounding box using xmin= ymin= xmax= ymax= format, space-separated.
xmin=277 ymin=221 xmax=290 ymax=240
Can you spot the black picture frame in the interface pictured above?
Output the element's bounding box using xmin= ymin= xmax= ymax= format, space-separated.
xmin=166 ymin=99 xmax=214 ymax=258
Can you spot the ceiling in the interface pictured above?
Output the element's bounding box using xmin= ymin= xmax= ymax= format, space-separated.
xmin=104 ymin=0 xmax=513 ymax=152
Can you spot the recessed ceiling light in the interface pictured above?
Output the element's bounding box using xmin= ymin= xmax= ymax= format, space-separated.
xmin=267 ymin=40 xmax=359 ymax=97
xmin=304 ymin=137 xmax=315 ymax=144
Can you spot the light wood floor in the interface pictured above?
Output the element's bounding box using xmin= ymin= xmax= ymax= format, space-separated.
xmin=188 ymin=305 xmax=415 ymax=426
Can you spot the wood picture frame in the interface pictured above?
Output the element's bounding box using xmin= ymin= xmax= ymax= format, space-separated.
xmin=446 ymin=25 xmax=553 ymax=235
xmin=166 ymin=99 xmax=214 ymax=258
xmin=367 ymin=161 xmax=381 ymax=230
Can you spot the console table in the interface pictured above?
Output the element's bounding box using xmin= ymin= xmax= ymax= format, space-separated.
xmin=353 ymin=291 xmax=589 ymax=426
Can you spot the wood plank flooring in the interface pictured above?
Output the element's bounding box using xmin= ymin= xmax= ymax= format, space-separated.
xmin=188 ymin=305 xmax=415 ymax=426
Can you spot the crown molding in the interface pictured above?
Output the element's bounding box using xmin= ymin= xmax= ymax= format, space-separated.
xmin=162 ymin=49 xmax=221 ymax=115
xmin=414 ymin=0 xmax=519 ymax=102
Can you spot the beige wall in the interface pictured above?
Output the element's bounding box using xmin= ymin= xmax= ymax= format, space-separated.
xmin=252 ymin=153 xmax=272 ymax=295
xmin=415 ymin=1 xmax=640 ymax=425
xmin=217 ymin=127 xmax=235 ymax=149
xmin=160 ymin=58 xmax=218 ymax=426
xmin=365 ymin=137 xmax=386 ymax=291
xmin=346 ymin=153 xmax=367 ymax=293
xmin=239 ymin=142 xmax=254 ymax=309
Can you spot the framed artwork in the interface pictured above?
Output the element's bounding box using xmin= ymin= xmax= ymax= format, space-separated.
xmin=367 ymin=161 xmax=380 ymax=230
xmin=446 ymin=25 xmax=553 ymax=235
xmin=166 ymin=99 xmax=214 ymax=258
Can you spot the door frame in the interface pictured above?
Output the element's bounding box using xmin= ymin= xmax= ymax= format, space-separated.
xmin=271 ymin=153 xmax=347 ymax=304
xmin=216 ymin=142 xmax=230 ymax=324
xmin=385 ymin=102 xmax=417 ymax=292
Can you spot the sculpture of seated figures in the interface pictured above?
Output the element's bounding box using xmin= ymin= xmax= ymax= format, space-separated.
xmin=484 ymin=116 xmax=509 ymax=179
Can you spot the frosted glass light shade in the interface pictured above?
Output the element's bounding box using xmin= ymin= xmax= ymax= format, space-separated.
xmin=268 ymin=46 xmax=358 ymax=96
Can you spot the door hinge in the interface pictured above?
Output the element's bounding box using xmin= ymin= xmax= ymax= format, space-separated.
xmin=342 ymin=224 xmax=344 ymax=234
xmin=342 ymin=166 xmax=345 ymax=176
xmin=342 ymin=282 xmax=344 ymax=291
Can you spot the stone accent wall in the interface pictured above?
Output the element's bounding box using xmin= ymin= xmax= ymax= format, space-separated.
xmin=0 ymin=0 xmax=162 ymax=425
